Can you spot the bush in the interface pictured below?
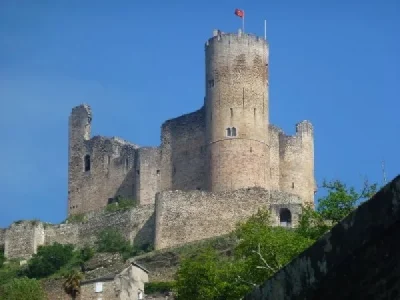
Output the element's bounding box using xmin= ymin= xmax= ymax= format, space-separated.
xmin=0 ymin=247 xmax=4 ymax=267
xmin=66 ymin=214 xmax=86 ymax=224
xmin=0 ymin=277 xmax=46 ymax=300
xmin=23 ymin=243 xmax=75 ymax=278
xmin=145 ymin=281 xmax=175 ymax=294
xmin=95 ymin=229 xmax=132 ymax=255
xmin=105 ymin=196 xmax=136 ymax=213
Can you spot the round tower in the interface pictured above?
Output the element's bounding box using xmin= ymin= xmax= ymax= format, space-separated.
xmin=205 ymin=29 xmax=270 ymax=192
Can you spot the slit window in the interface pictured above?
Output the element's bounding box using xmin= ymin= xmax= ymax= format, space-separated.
xmin=230 ymin=108 xmax=233 ymax=117
xmin=208 ymin=79 xmax=215 ymax=88
xmin=156 ymin=170 xmax=160 ymax=176
xmin=125 ymin=158 xmax=129 ymax=170
xmin=292 ymin=182 xmax=295 ymax=189
xmin=232 ymin=127 xmax=237 ymax=136
xmin=84 ymin=155 xmax=91 ymax=172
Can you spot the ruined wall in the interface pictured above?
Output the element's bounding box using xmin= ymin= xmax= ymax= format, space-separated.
xmin=68 ymin=105 xmax=140 ymax=216
xmin=205 ymin=30 xmax=270 ymax=192
xmin=154 ymin=188 xmax=302 ymax=250
xmin=269 ymin=124 xmax=282 ymax=190
xmin=4 ymin=206 xmax=155 ymax=259
xmin=135 ymin=147 xmax=161 ymax=205
xmin=0 ymin=228 xmax=6 ymax=248
xmin=4 ymin=221 xmax=44 ymax=259
xmin=279 ymin=121 xmax=315 ymax=206
xmin=160 ymin=107 xmax=206 ymax=191
xmin=44 ymin=223 xmax=79 ymax=246
xmin=245 ymin=176 xmax=400 ymax=300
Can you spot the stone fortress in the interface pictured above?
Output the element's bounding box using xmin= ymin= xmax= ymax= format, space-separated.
xmin=1 ymin=29 xmax=316 ymax=260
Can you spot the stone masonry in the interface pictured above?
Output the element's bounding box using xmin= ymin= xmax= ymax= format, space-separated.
xmin=0 ymin=29 xmax=316 ymax=260
xmin=67 ymin=29 xmax=316 ymax=216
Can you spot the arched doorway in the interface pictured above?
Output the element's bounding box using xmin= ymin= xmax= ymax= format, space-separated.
xmin=279 ymin=208 xmax=292 ymax=227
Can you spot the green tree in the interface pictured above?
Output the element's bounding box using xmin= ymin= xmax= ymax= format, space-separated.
xmin=296 ymin=204 xmax=331 ymax=240
xmin=0 ymin=277 xmax=46 ymax=300
xmin=63 ymin=270 xmax=83 ymax=300
xmin=0 ymin=247 xmax=5 ymax=267
xmin=95 ymin=228 xmax=132 ymax=254
xmin=175 ymin=209 xmax=314 ymax=300
xmin=317 ymin=179 xmax=378 ymax=223
xmin=24 ymin=243 xmax=75 ymax=278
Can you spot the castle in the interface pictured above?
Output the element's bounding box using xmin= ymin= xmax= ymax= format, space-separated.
xmin=68 ymin=28 xmax=316 ymax=215
xmin=1 ymin=29 xmax=316 ymax=260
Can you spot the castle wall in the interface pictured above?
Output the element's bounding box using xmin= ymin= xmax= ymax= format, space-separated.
xmin=279 ymin=121 xmax=315 ymax=205
xmin=269 ymin=125 xmax=282 ymax=190
xmin=68 ymin=105 xmax=139 ymax=215
xmin=154 ymin=188 xmax=302 ymax=250
xmin=160 ymin=108 xmax=206 ymax=191
xmin=44 ymin=224 xmax=80 ymax=246
xmin=205 ymin=31 xmax=270 ymax=192
xmin=4 ymin=221 xmax=45 ymax=260
xmin=0 ymin=228 xmax=6 ymax=248
xmin=3 ymin=206 xmax=155 ymax=260
xmin=135 ymin=147 xmax=161 ymax=205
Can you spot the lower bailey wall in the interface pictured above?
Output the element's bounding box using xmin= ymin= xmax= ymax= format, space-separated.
xmin=245 ymin=175 xmax=400 ymax=300
xmin=154 ymin=188 xmax=302 ymax=250
xmin=3 ymin=205 xmax=155 ymax=260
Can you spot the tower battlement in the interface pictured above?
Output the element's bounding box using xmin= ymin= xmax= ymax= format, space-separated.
xmin=205 ymin=29 xmax=268 ymax=48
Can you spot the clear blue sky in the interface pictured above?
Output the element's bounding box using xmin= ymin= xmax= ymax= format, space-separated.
xmin=0 ymin=0 xmax=399 ymax=227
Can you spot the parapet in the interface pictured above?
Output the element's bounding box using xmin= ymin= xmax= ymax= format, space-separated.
xmin=205 ymin=28 xmax=268 ymax=48
xmin=71 ymin=104 xmax=92 ymax=117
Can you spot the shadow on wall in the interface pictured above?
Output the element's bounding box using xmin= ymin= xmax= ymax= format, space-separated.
xmin=114 ymin=168 xmax=136 ymax=203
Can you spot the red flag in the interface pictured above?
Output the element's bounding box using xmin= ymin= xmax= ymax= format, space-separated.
xmin=234 ymin=8 xmax=244 ymax=18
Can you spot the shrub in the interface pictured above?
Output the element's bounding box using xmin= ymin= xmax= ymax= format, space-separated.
xmin=66 ymin=214 xmax=86 ymax=224
xmin=104 ymin=196 xmax=137 ymax=213
xmin=24 ymin=243 xmax=75 ymax=278
xmin=95 ymin=229 xmax=131 ymax=255
xmin=0 ymin=277 xmax=46 ymax=300
xmin=145 ymin=281 xmax=175 ymax=294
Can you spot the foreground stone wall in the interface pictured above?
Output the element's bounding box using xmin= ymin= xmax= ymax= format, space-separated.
xmin=245 ymin=175 xmax=400 ymax=300
xmin=154 ymin=188 xmax=302 ymax=250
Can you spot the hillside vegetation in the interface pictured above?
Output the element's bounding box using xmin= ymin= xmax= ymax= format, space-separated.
xmin=0 ymin=179 xmax=378 ymax=299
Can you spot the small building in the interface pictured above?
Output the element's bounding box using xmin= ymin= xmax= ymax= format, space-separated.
xmin=80 ymin=261 xmax=149 ymax=300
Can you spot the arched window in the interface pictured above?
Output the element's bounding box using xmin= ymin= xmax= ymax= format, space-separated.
xmin=231 ymin=127 xmax=237 ymax=136
xmin=84 ymin=155 xmax=91 ymax=172
xmin=226 ymin=128 xmax=232 ymax=137
xmin=279 ymin=208 xmax=292 ymax=227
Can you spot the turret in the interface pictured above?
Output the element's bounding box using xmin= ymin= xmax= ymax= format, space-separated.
xmin=205 ymin=29 xmax=270 ymax=191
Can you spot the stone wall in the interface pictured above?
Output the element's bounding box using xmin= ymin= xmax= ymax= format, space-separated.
xmin=245 ymin=175 xmax=400 ymax=300
xmin=3 ymin=205 xmax=155 ymax=260
xmin=4 ymin=221 xmax=44 ymax=259
xmin=160 ymin=107 xmax=206 ymax=191
xmin=154 ymin=188 xmax=302 ymax=250
xmin=68 ymin=104 xmax=140 ymax=216
xmin=135 ymin=147 xmax=161 ymax=205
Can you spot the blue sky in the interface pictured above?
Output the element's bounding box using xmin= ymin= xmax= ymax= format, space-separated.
xmin=0 ymin=0 xmax=399 ymax=227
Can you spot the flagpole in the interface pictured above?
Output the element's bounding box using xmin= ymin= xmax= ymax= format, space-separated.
xmin=264 ymin=20 xmax=266 ymax=40
xmin=242 ymin=12 xmax=245 ymax=33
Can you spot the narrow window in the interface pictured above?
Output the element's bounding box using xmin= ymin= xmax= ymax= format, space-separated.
xmin=107 ymin=155 xmax=111 ymax=165
xmin=125 ymin=158 xmax=129 ymax=170
xmin=254 ymin=108 xmax=256 ymax=116
xmin=226 ymin=128 xmax=231 ymax=136
xmin=232 ymin=127 xmax=237 ymax=136
xmin=136 ymin=170 xmax=140 ymax=175
xmin=208 ymin=79 xmax=214 ymax=88
xmin=84 ymin=155 xmax=91 ymax=172
xmin=279 ymin=208 xmax=292 ymax=227
xmin=230 ymin=108 xmax=233 ymax=118
xmin=292 ymin=182 xmax=295 ymax=189
xmin=250 ymin=147 xmax=253 ymax=153
xmin=156 ymin=170 xmax=160 ymax=176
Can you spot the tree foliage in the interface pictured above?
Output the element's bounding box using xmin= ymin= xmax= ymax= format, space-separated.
xmin=175 ymin=209 xmax=314 ymax=300
xmin=0 ymin=277 xmax=46 ymax=300
xmin=317 ymin=179 xmax=378 ymax=223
